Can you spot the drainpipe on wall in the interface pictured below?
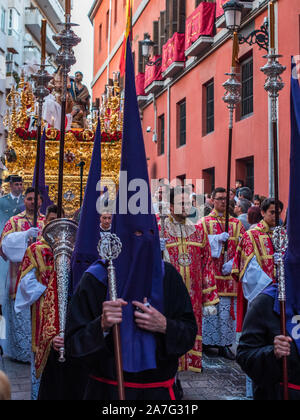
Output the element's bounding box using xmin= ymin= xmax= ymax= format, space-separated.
xmin=153 ymin=94 xmax=157 ymax=144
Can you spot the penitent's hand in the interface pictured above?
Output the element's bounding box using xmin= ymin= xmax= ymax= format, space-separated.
xmin=101 ymin=299 xmax=128 ymax=331
xmin=52 ymin=336 xmax=64 ymax=352
xmin=274 ymin=335 xmax=293 ymax=359
xmin=133 ymin=298 xmax=167 ymax=334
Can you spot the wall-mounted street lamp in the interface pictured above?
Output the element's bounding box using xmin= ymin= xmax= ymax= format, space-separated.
xmin=223 ymin=0 xmax=243 ymax=32
xmin=223 ymin=0 xmax=269 ymax=51
xmin=141 ymin=33 xmax=162 ymax=67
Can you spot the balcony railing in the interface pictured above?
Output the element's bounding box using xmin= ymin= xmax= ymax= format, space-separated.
xmin=7 ymin=29 xmax=20 ymax=54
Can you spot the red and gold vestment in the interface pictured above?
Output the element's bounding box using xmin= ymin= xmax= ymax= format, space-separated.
xmin=0 ymin=211 xmax=45 ymax=298
xmin=201 ymin=210 xmax=245 ymax=297
xmin=163 ymin=216 xmax=219 ymax=373
xmin=232 ymin=220 xmax=276 ymax=331
xmin=16 ymin=239 xmax=59 ymax=378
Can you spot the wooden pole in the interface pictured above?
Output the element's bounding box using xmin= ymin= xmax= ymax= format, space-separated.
xmin=280 ymin=300 xmax=289 ymax=400
xmin=113 ymin=325 xmax=126 ymax=400
xmin=33 ymin=20 xmax=47 ymax=227
xmin=33 ymin=111 xmax=42 ymax=228
xmin=224 ymin=32 xmax=239 ymax=259
xmin=107 ymin=257 xmax=125 ymax=400
xmin=41 ymin=20 xmax=47 ymax=65
xmin=272 ymin=120 xmax=280 ymax=227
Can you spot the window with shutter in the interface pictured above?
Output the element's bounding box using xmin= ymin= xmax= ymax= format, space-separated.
xmin=178 ymin=0 xmax=186 ymax=34
xmin=171 ymin=0 xmax=178 ymax=36
xmin=138 ymin=41 xmax=145 ymax=73
xmin=153 ymin=21 xmax=159 ymax=56
xmin=159 ymin=11 xmax=166 ymax=54
xmin=177 ymin=99 xmax=187 ymax=147
xmin=158 ymin=114 xmax=165 ymax=156
xmin=165 ymin=0 xmax=171 ymax=40
xmin=241 ymin=57 xmax=253 ymax=117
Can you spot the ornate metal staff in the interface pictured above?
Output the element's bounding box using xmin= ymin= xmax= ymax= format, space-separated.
xmin=222 ymin=33 xmax=241 ymax=262
xmin=97 ymin=233 xmax=125 ymax=400
xmin=260 ymin=1 xmax=286 ymax=227
xmin=260 ymin=2 xmax=288 ymax=399
xmin=273 ymin=226 xmax=289 ymax=400
xmin=32 ymin=20 xmax=52 ymax=227
xmin=43 ymin=219 xmax=78 ymax=362
xmin=52 ymin=1 xmax=81 ymax=218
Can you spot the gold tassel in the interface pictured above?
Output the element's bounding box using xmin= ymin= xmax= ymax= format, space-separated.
xmin=232 ymin=31 xmax=239 ymax=68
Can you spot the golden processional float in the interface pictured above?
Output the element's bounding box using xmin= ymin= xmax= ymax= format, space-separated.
xmin=3 ymin=71 xmax=124 ymax=216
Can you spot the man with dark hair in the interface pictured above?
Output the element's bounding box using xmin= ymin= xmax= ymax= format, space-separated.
xmin=238 ymin=187 xmax=253 ymax=203
xmin=15 ymin=204 xmax=85 ymax=400
xmin=162 ymin=186 xmax=219 ymax=373
xmin=235 ymin=180 xmax=244 ymax=199
xmin=236 ymin=180 xmax=244 ymax=189
xmin=0 ymin=188 xmax=45 ymax=362
xmin=253 ymin=194 xmax=262 ymax=207
xmin=204 ymin=193 xmax=214 ymax=216
xmin=232 ymin=197 xmax=284 ymax=333
xmin=45 ymin=204 xmax=65 ymax=221
xmin=200 ymin=187 xmax=245 ymax=360
xmin=234 ymin=198 xmax=252 ymax=231
xmin=0 ymin=175 xmax=24 ymax=308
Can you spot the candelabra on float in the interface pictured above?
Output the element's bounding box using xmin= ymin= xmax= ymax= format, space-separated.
xmin=52 ymin=0 xmax=81 ymax=218
xmin=43 ymin=0 xmax=81 ymax=363
xmin=32 ymin=20 xmax=52 ymax=228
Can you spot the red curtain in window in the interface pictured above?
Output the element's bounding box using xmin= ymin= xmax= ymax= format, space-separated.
xmin=161 ymin=32 xmax=186 ymax=73
xmin=144 ymin=56 xmax=163 ymax=89
xmin=185 ymin=2 xmax=216 ymax=51
xmin=136 ymin=73 xmax=146 ymax=96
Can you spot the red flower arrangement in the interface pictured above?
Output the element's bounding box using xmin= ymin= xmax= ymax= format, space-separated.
xmin=101 ymin=131 xmax=122 ymax=143
xmin=15 ymin=127 xmax=37 ymax=140
xmin=45 ymin=128 xmax=61 ymax=141
xmin=71 ymin=130 xmax=94 ymax=142
xmin=15 ymin=128 xmax=122 ymax=143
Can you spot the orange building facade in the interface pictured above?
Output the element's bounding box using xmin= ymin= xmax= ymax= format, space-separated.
xmin=89 ymin=0 xmax=300 ymax=207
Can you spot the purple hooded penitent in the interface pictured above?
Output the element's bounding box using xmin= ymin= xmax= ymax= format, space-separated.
xmin=70 ymin=121 xmax=102 ymax=294
xmin=86 ymin=38 xmax=164 ymax=373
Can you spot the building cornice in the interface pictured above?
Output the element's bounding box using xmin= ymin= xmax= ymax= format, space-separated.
xmin=91 ymin=0 xmax=271 ymax=91
xmin=140 ymin=0 xmax=270 ymax=109
xmin=91 ymin=0 xmax=150 ymax=88
xmin=88 ymin=0 xmax=102 ymax=23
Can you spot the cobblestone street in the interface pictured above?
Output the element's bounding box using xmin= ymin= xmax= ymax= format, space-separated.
xmin=1 ymin=349 xmax=247 ymax=401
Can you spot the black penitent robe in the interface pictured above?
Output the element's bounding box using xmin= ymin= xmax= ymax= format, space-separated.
xmin=38 ymin=348 xmax=89 ymax=401
xmin=65 ymin=262 xmax=197 ymax=401
xmin=236 ymin=294 xmax=300 ymax=401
